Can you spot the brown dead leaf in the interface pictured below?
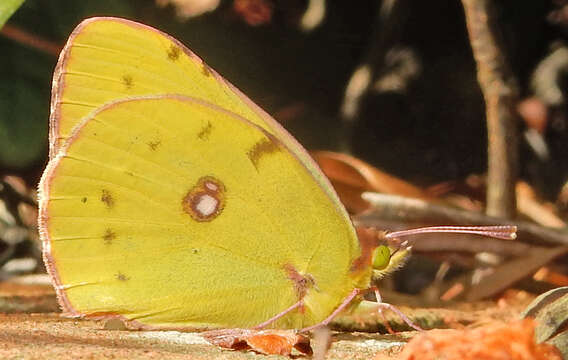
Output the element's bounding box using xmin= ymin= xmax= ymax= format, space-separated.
xmin=202 ymin=328 xmax=312 ymax=356
xmin=311 ymin=151 xmax=432 ymax=213
xmin=233 ymin=0 xmax=273 ymax=26
xmin=533 ymin=267 xmax=568 ymax=287
xmin=518 ymin=97 xmax=548 ymax=134
xmin=464 ymin=246 xmax=568 ymax=301
xmin=382 ymin=319 xmax=562 ymax=360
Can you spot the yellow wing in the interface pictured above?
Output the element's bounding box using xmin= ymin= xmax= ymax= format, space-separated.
xmin=40 ymin=96 xmax=363 ymax=329
xmin=50 ymin=17 xmax=344 ymax=227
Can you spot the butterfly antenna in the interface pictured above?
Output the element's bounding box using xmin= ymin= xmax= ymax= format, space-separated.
xmin=389 ymin=240 xmax=409 ymax=256
xmin=385 ymin=225 xmax=517 ymax=241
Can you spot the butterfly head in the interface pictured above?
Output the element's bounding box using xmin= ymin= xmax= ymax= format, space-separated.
xmin=370 ymin=235 xmax=412 ymax=280
xmin=362 ymin=225 xmax=518 ymax=281
xmin=351 ymin=227 xmax=412 ymax=282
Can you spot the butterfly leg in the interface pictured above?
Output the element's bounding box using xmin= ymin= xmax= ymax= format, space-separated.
xmin=373 ymin=290 xmax=395 ymax=334
xmin=373 ymin=288 xmax=423 ymax=332
xmin=300 ymin=288 xmax=363 ymax=333
xmin=253 ymin=299 xmax=304 ymax=329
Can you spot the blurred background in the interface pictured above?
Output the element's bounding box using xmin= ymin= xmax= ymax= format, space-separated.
xmin=2 ymin=0 xmax=566 ymax=189
xmin=1 ymin=0 xmax=568 ymax=311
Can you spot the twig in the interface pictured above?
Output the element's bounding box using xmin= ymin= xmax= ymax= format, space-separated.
xmin=461 ymin=0 xmax=520 ymax=219
xmin=0 ymin=24 xmax=61 ymax=56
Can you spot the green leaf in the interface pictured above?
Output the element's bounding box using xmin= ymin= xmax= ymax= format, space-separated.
xmin=0 ymin=0 xmax=25 ymax=29
xmin=522 ymin=287 xmax=568 ymax=358
xmin=521 ymin=287 xmax=568 ymax=319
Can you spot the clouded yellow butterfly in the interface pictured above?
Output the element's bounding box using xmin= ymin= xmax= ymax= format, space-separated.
xmin=39 ymin=17 xmax=516 ymax=331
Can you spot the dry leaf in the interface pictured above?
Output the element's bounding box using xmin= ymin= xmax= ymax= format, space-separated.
xmin=311 ymin=151 xmax=432 ymax=213
xmin=233 ymin=0 xmax=273 ymax=26
xmin=389 ymin=319 xmax=562 ymax=360
xmin=202 ymin=328 xmax=312 ymax=356
xmin=464 ymin=246 xmax=568 ymax=301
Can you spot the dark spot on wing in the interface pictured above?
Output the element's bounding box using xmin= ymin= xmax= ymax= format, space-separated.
xmin=122 ymin=74 xmax=133 ymax=89
xmin=103 ymin=229 xmax=117 ymax=245
xmin=247 ymin=136 xmax=280 ymax=170
xmin=81 ymin=197 xmax=87 ymax=203
xmin=197 ymin=121 xmax=213 ymax=140
xmin=101 ymin=189 xmax=114 ymax=208
xmin=167 ymin=45 xmax=181 ymax=61
xmin=116 ymin=272 xmax=130 ymax=281
xmin=148 ymin=139 xmax=161 ymax=151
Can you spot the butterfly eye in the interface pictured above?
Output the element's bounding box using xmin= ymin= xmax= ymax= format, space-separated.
xmin=372 ymin=245 xmax=391 ymax=270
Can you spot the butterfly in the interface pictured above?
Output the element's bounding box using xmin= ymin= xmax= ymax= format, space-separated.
xmin=39 ymin=17 xmax=516 ymax=332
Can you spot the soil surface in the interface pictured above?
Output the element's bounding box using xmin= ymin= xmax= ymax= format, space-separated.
xmin=0 ymin=274 xmax=525 ymax=359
